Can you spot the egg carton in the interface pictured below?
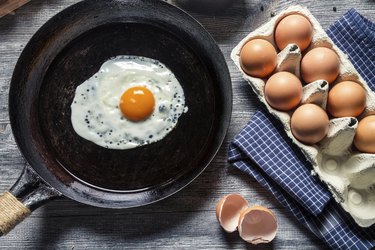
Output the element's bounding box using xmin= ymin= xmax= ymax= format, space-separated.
xmin=231 ymin=5 xmax=375 ymax=227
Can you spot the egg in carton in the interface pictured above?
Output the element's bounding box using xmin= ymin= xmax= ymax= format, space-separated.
xmin=231 ymin=5 xmax=375 ymax=227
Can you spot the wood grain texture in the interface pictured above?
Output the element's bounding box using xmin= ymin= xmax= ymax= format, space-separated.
xmin=0 ymin=0 xmax=373 ymax=249
xmin=0 ymin=0 xmax=30 ymax=18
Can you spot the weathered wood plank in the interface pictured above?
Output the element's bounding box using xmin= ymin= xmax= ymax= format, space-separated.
xmin=0 ymin=0 xmax=30 ymax=18
xmin=0 ymin=0 xmax=373 ymax=248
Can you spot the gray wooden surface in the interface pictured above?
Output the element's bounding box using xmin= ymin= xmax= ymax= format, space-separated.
xmin=0 ymin=0 xmax=373 ymax=249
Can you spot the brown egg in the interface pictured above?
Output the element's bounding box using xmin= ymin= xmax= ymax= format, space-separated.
xmin=238 ymin=205 xmax=277 ymax=245
xmin=216 ymin=194 xmax=249 ymax=233
xmin=291 ymin=104 xmax=329 ymax=144
xmin=327 ymin=81 xmax=366 ymax=117
xmin=301 ymin=47 xmax=340 ymax=84
xmin=354 ymin=115 xmax=375 ymax=153
xmin=240 ymin=39 xmax=277 ymax=78
xmin=264 ymin=71 xmax=303 ymax=111
xmin=275 ymin=14 xmax=313 ymax=52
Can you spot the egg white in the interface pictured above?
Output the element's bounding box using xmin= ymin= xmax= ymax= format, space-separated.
xmin=71 ymin=55 xmax=187 ymax=149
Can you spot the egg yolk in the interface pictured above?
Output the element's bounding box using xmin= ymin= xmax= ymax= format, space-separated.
xmin=120 ymin=86 xmax=155 ymax=122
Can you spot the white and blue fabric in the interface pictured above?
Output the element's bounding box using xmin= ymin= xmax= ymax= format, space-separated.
xmin=228 ymin=9 xmax=375 ymax=250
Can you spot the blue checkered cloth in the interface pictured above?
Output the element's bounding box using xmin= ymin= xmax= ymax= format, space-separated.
xmin=228 ymin=9 xmax=375 ymax=250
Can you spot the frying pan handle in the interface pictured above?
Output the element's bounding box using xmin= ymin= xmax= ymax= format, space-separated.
xmin=0 ymin=165 xmax=61 ymax=236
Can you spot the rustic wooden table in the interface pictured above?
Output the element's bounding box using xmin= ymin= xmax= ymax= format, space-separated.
xmin=0 ymin=0 xmax=373 ymax=249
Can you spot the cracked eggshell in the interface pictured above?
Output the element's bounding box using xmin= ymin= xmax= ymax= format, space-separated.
xmin=231 ymin=5 xmax=375 ymax=227
xmin=216 ymin=194 xmax=249 ymax=232
xmin=238 ymin=206 xmax=277 ymax=245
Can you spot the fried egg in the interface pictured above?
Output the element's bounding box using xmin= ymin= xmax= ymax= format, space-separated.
xmin=71 ymin=55 xmax=187 ymax=149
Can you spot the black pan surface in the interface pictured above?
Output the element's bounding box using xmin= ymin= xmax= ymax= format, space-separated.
xmin=9 ymin=0 xmax=232 ymax=208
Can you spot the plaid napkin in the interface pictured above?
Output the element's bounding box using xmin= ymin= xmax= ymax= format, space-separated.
xmin=228 ymin=9 xmax=375 ymax=250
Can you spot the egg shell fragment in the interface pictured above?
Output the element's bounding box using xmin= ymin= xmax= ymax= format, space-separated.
xmin=238 ymin=206 xmax=277 ymax=245
xmin=216 ymin=194 xmax=249 ymax=233
xmin=231 ymin=5 xmax=375 ymax=227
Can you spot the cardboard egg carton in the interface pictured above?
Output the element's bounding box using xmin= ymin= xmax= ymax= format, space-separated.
xmin=231 ymin=5 xmax=375 ymax=227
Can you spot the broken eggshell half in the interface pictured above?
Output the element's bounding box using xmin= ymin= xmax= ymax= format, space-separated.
xmin=216 ymin=194 xmax=278 ymax=244
xmin=238 ymin=206 xmax=278 ymax=245
xmin=216 ymin=194 xmax=249 ymax=232
xmin=231 ymin=5 xmax=375 ymax=227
